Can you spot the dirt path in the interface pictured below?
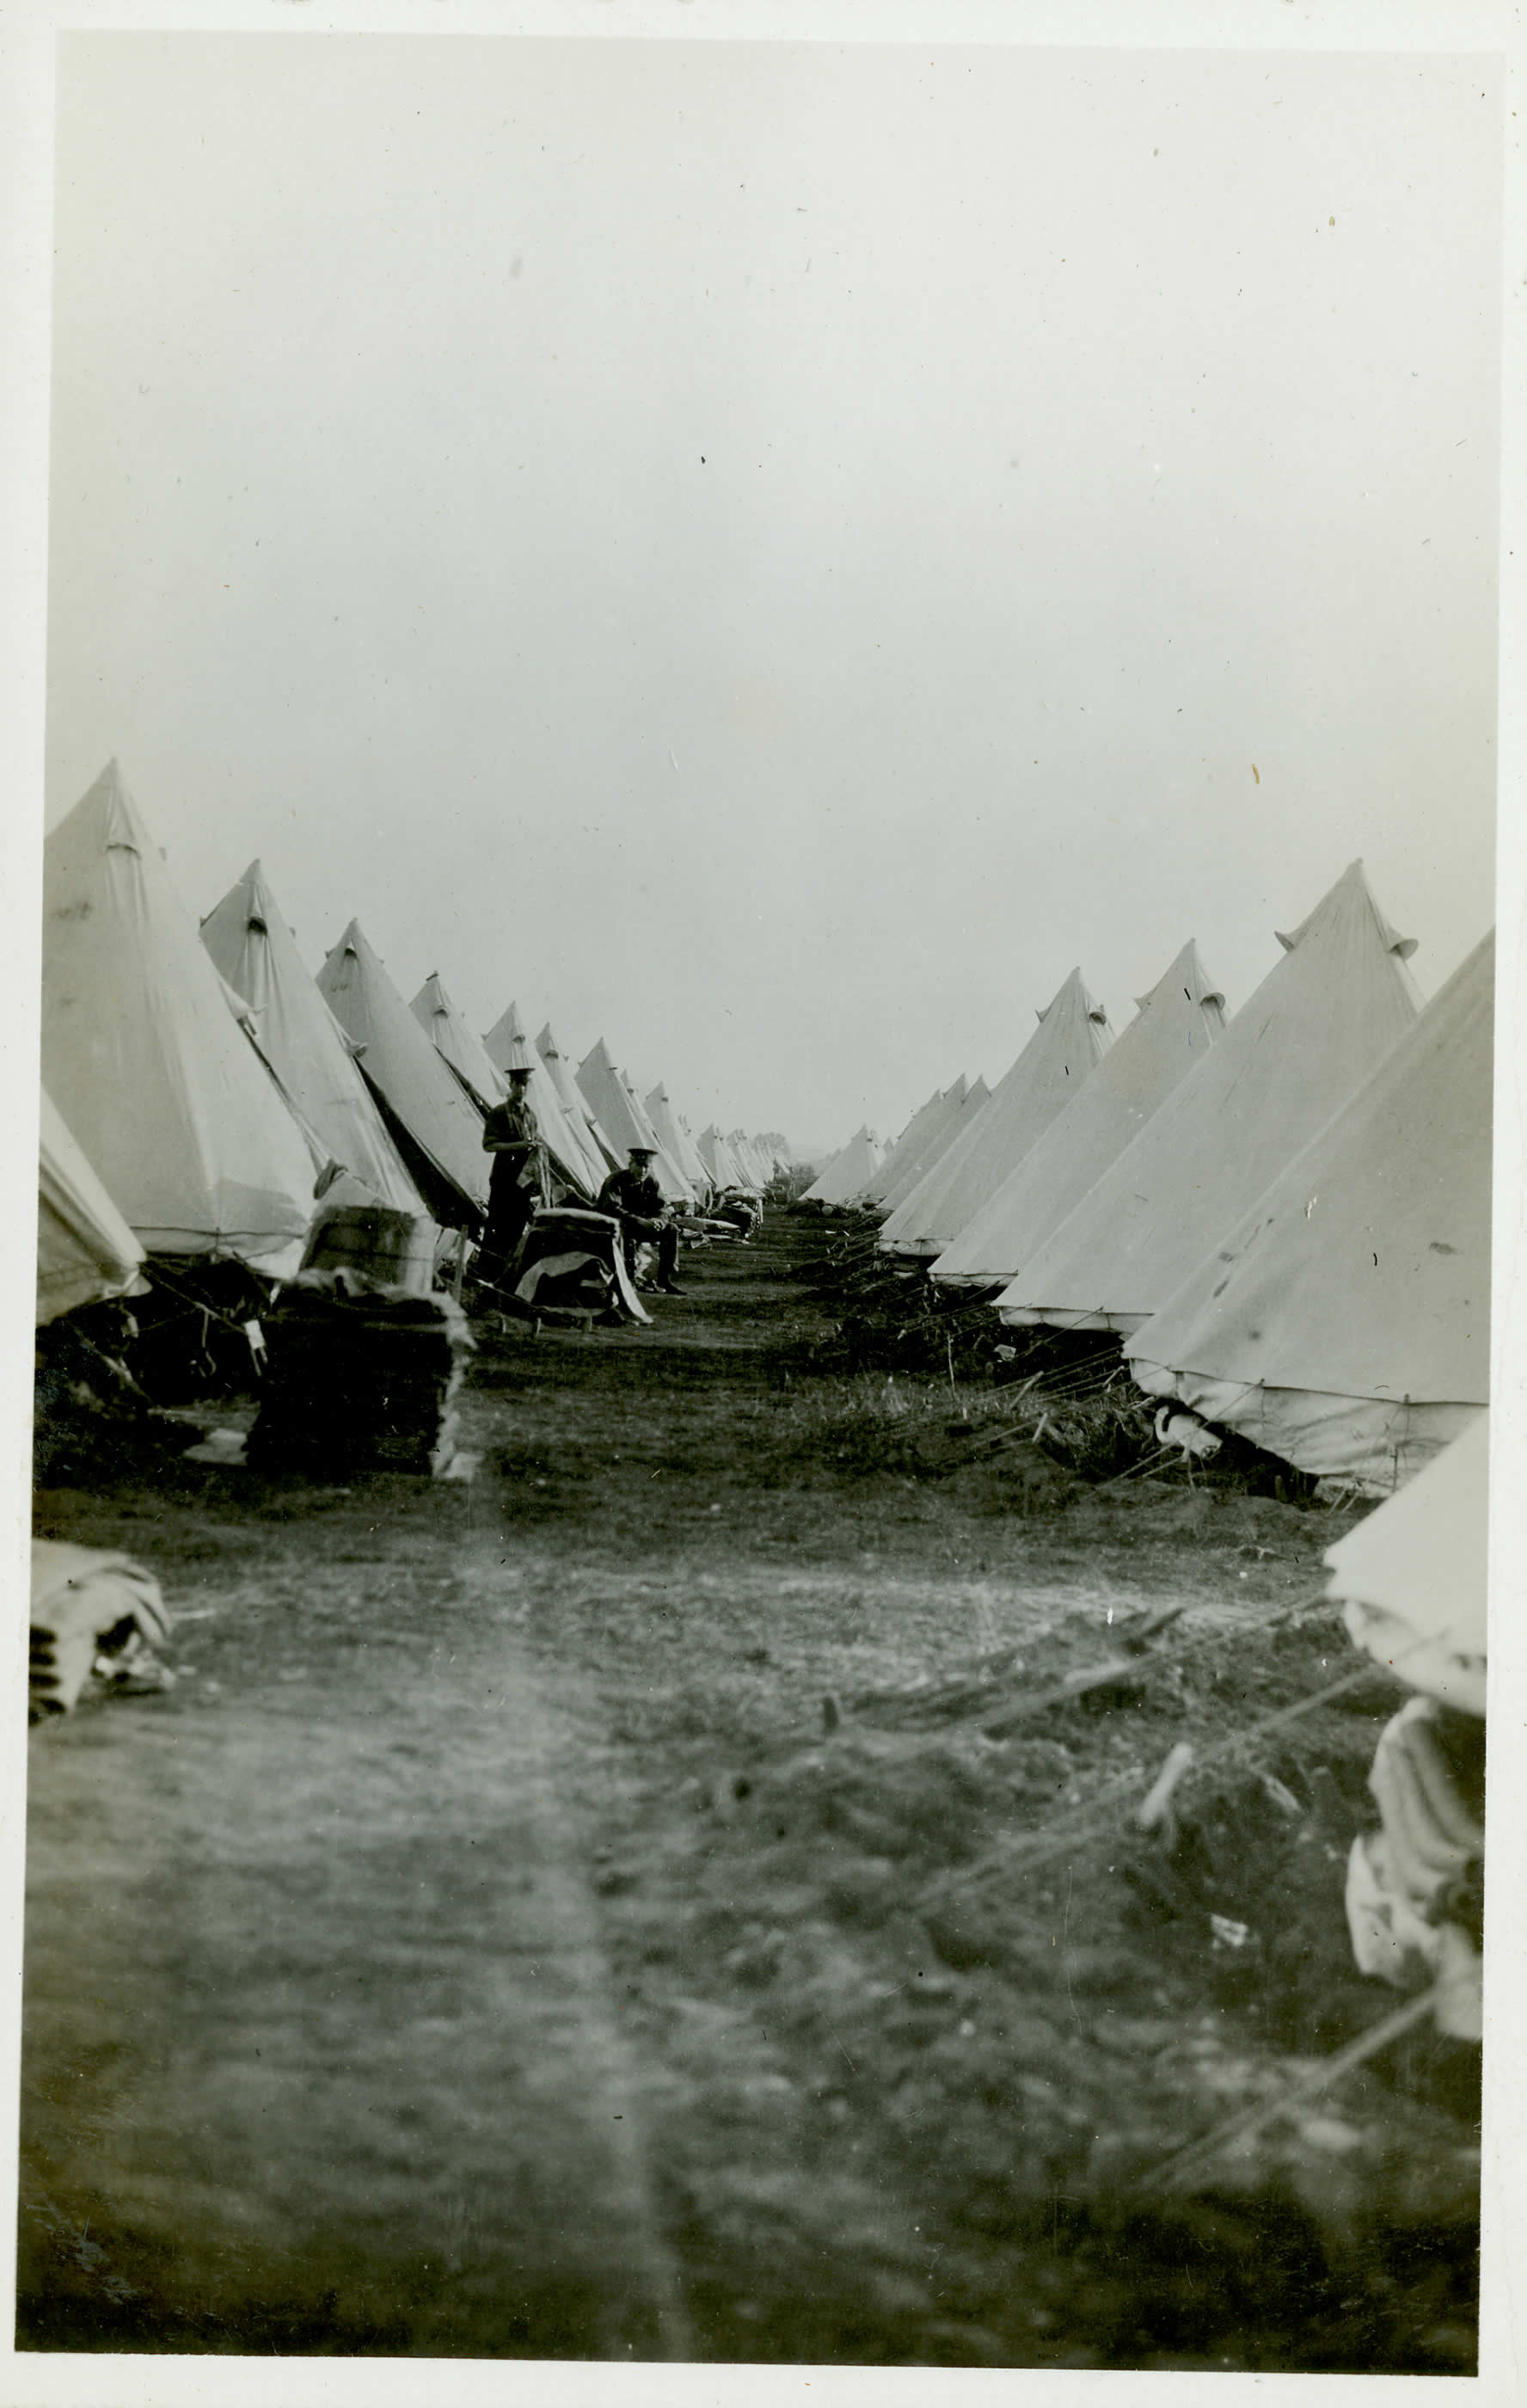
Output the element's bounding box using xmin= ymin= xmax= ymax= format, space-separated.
xmin=22 ymin=1527 xmax=693 ymax=2356
xmin=20 ymin=1218 xmax=1478 ymax=2368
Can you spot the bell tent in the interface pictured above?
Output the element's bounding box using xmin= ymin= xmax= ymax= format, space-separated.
xmin=997 ymin=863 xmax=1422 ymax=1332
xmin=1324 ymin=1411 xmax=1488 ymax=1715
xmin=880 ymin=968 xmax=1112 ymax=1260
xmin=698 ymin=1125 xmax=748 ymax=1191
xmin=865 ymin=1079 xmax=967 ymax=1207
xmin=533 ymin=1022 xmax=622 ymax=1177
xmin=42 ymin=762 xmax=320 ymax=1276
xmin=1125 ymin=930 xmax=1492 ymax=1490
xmin=932 ymin=941 xmax=1224 ymax=1290
xmin=801 ymin=1126 xmax=882 ymax=1204
xmin=411 ymin=974 xmax=509 ymax=1114
xmin=578 ymin=1041 xmax=690 ymax=1201
xmin=316 ymin=921 xmax=489 ymax=1226
xmin=201 ymin=862 xmax=426 ymax=1222
xmin=876 ymin=1076 xmax=991 ymax=1216
xmin=37 ymin=1087 xmax=148 ymax=1324
xmin=647 ymin=1084 xmax=713 ymax=1200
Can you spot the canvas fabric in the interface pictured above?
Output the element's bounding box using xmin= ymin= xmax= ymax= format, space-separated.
xmin=201 ymin=862 xmax=427 ymax=1221
xmin=866 ymin=1080 xmax=967 ymax=1207
xmin=532 ymin=1022 xmax=623 ymax=1178
xmin=411 ymin=974 xmax=509 ymax=1112
xmin=42 ymin=764 xmax=319 ymax=1275
xmin=677 ymin=1111 xmax=716 ymax=1194
xmin=802 ymin=1126 xmax=882 ymax=1204
xmin=316 ymin=919 xmax=490 ymax=1222
xmin=578 ymin=1041 xmax=690 ymax=1201
xmin=998 ymin=863 xmax=1422 ymax=1332
xmin=646 ymin=1084 xmax=713 ymax=1197
xmin=875 ymin=1076 xmax=991 ymax=1215
xmin=880 ymin=968 xmax=1112 ymax=1259
xmin=1323 ymin=1411 xmax=1487 ymax=1711
xmin=37 ymin=1086 xmax=148 ymax=1324
xmin=725 ymin=1131 xmax=764 ymax=1195
xmin=1126 ymin=931 xmax=1490 ymax=1489
xmin=732 ymin=1136 xmax=765 ymax=1194
xmin=623 ymin=1068 xmax=694 ymax=1201
xmin=862 ymin=1090 xmax=938 ymax=1199
xmin=933 ymin=942 xmax=1224 ymax=1288
xmin=699 ymin=1125 xmax=749 ymax=1190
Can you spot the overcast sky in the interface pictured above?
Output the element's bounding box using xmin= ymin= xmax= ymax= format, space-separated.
xmin=45 ymin=34 xmax=1499 ymax=1155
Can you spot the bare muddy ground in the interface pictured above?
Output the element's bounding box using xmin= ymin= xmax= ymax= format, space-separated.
xmin=20 ymin=1213 xmax=1479 ymax=2367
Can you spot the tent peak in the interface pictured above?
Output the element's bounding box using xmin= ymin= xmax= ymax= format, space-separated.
xmin=1275 ymin=861 xmax=1417 ymax=960
xmin=1038 ymin=966 xmax=1103 ymax=1024
xmin=1134 ymin=936 xmax=1225 ymax=1017
xmin=64 ymin=757 xmax=144 ymax=855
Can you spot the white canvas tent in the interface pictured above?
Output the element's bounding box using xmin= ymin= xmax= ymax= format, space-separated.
xmin=37 ymin=1086 xmax=147 ymax=1324
xmin=866 ymin=1090 xmax=937 ymax=1193
xmin=578 ymin=1041 xmax=690 ymax=1201
xmin=1126 ymin=930 xmax=1492 ymax=1491
xmin=799 ymin=1133 xmax=848 ymax=1190
xmin=316 ymin=920 xmax=490 ymax=1226
xmin=201 ymin=862 xmax=427 ymax=1221
xmin=1324 ymin=1411 xmax=1487 ymax=1715
xmin=880 ymin=969 xmax=1112 ymax=1260
xmin=876 ymin=1076 xmax=991 ymax=1215
xmin=865 ymin=1079 xmax=967 ymax=1207
xmin=646 ymin=1084 xmax=713 ymax=1200
xmin=411 ymin=974 xmax=508 ymax=1113
xmin=534 ymin=1022 xmax=622 ymax=1177
xmin=42 ymin=763 xmax=320 ymax=1277
xmin=627 ymin=1069 xmax=696 ymax=1201
xmin=801 ymin=1126 xmax=882 ymax=1204
xmin=932 ymin=941 xmax=1225 ymax=1289
xmin=678 ymin=1112 xmax=712 ymax=1176
xmin=698 ymin=1124 xmax=749 ymax=1191
xmin=739 ymin=1132 xmax=771 ymax=1189
xmin=722 ymin=1128 xmax=760 ymax=1192
xmin=997 ymin=863 xmax=1422 ymax=1333
xmin=727 ymin=1132 xmax=764 ymax=1195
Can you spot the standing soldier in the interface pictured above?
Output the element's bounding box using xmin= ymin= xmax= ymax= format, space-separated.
xmin=597 ymin=1146 xmax=684 ymax=1295
xmin=475 ymin=1049 xmax=548 ymax=1293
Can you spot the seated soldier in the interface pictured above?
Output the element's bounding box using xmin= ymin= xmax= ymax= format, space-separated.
xmin=597 ymin=1144 xmax=684 ymax=1294
xmin=475 ymin=1058 xmax=549 ymax=1291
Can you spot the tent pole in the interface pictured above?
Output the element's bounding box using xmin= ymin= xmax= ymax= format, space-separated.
xmin=452 ymin=1225 xmax=467 ymax=1302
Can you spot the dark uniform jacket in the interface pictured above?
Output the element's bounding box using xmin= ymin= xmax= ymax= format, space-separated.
xmin=596 ymin=1164 xmax=669 ymax=1236
xmin=482 ymin=1090 xmax=549 ymax=1221
xmin=482 ymin=1093 xmax=542 ymax=1152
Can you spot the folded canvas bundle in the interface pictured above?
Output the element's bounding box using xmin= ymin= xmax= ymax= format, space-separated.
xmin=1345 ymin=1695 xmax=1484 ymax=2040
xmin=30 ymin=1539 xmax=172 ymax=1721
